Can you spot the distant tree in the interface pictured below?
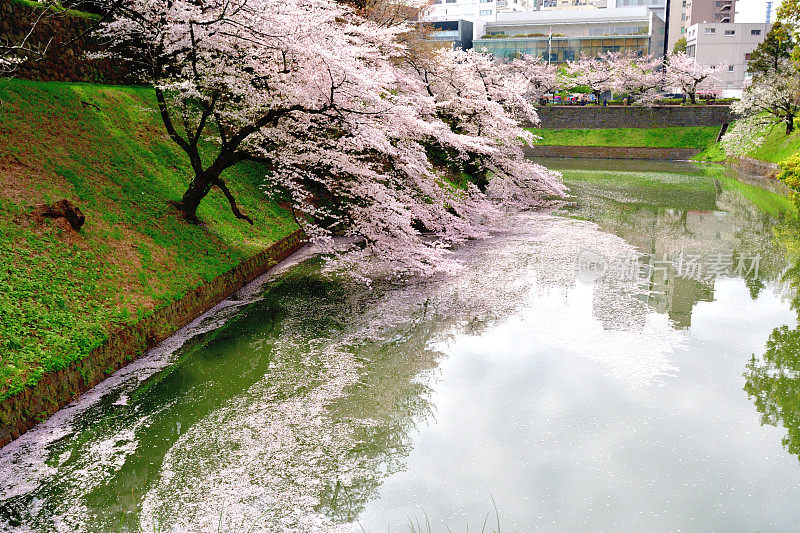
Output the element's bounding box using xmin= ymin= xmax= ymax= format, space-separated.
xmin=508 ymin=54 xmax=565 ymax=101
xmin=665 ymin=52 xmax=720 ymax=104
xmin=610 ymin=51 xmax=664 ymax=105
xmin=748 ymin=21 xmax=795 ymax=76
xmin=672 ymin=37 xmax=687 ymax=54
xmin=564 ymin=53 xmax=616 ymax=103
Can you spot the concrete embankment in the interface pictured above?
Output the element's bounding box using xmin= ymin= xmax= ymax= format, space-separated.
xmin=0 ymin=230 xmax=306 ymax=448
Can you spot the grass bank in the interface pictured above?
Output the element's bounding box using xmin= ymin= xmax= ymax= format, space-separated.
xmin=528 ymin=126 xmax=724 ymax=161
xmin=0 ymin=79 xmax=296 ymax=402
xmin=747 ymin=126 xmax=800 ymax=165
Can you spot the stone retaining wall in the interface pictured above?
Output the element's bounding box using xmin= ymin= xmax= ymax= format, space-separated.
xmin=0 ymin=230 xmax=306 ymax=447
xmin=0 ymin=0 xmax=132 ymax=83
xmin=534 ymin=105 xmax=735 ymax=130
xmin=724 ymin=156 xmax=780 ymax=179
xmin=524 ymin=144 xmax=701 ymax=160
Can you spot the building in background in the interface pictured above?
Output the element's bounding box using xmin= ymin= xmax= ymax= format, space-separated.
xmin=666 ymin=0 xmax=686 ymax=52
xmin=474 ymin=6 xmax=666 ymax=61
xmin=428 ymin=19 xmax=476 ymax=49
xmin=685 ymin=0 xmax=735 ymax=26
xmin=665 ymin=0 xmax=736 ymax=56
xmin=685 ymin=22 xmax=769 ymax=97
xmin=425 ymin=0 xmax=534 ymax=26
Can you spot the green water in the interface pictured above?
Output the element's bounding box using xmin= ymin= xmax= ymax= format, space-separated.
xmin=2 ymin=160 xmax=800 ymax=531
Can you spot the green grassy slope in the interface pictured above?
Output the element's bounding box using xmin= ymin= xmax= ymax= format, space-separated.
xmin=527 ymin=126 xmax=721 ymax=150
xmin=0 ymin=79 xmax=296 ymax=401
xmin=748 ymin=126 xmax=800 ymax=164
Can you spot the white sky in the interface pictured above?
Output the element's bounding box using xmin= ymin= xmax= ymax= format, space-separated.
xmin=736 ymin=0 xmax=784 ymax=22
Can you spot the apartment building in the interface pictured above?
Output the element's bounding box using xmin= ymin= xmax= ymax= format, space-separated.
xmin=685 ymin=22 xmax=769 ymax=96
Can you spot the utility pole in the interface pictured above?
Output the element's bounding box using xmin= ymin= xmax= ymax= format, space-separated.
xmin=548 ymin=27 xmax=552 ymax=64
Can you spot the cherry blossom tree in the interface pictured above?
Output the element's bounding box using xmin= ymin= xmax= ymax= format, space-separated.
xmin=96 ymin=0 xmax=563 ymax=276
xmin=508 ymin=54 xmax=565 ymax=102
xmin=733 ymin=59 xmax=800 ymax=135
xmin=0 ymin=1 xmax=61 ymax=74
xmin=564 ymin=53 xmax=616 ymax=103
xmin=404 ymin=47 xmax=565 ymax=207
xmin=609 ymin=51 xmax=663 ymax=106
xmin=665 ymin=52 xmax=720 ymax=104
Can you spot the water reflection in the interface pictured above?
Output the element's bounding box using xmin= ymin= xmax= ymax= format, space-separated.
xmin=552 ymin=160 xmax=791 ymax=330
xmin=1 ymin=160 xmax=799 ymax=531
xmin=745 ymin=223 xmax=800 ymax=463
xmin=745 ymin=323 xmax=800 ymax=459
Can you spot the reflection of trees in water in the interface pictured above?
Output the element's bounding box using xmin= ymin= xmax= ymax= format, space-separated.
xmin=745 ymin=220 xmax=800 ymax=463
xmin=745 ymin=324 xmax=800 ymax=459
xmin=565 ymin=178 xmax=789 ymax=330
xmin=308 ymin=213 xmax=675 ymax=526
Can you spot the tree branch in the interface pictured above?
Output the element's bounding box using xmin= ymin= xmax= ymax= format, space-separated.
xmin=213 ymin=177 xmax=254 ymax=224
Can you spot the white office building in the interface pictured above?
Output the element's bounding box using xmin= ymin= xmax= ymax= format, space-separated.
xmin=685 ymin=22 xmax=769 ymax=97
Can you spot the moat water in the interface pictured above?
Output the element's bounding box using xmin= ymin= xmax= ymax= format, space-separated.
xmin=3 ymin=159 xmax=800 ymax=531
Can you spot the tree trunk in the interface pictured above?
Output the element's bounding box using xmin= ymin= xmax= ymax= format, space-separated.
xmin=787 ymin=115 xmax=795 ymax=135
xmin=688 ymin=92 xmax=696 ymax=105
xmin=177 ymin=172 xmax=217 ymax=221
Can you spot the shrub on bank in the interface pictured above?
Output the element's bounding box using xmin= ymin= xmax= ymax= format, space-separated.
xmin=779 ymin=154 xmax=800 ymax=205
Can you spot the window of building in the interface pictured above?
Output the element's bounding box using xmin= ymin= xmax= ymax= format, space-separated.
xmin=728 ymin=65 xmax=734 ymax=71
xmin=681 ymin=27 xmax=686 ymax=33
xmin=745 ymin=53 xmax=751 ymax=60
xmin=681 ymin=13 xmax=686 ymax=20
xmin=724 ymin=29 xmax=735 ymax=35
xmin=479 ymin=9 xmax=492 ymax=15
xmin=705 ymin=27 xmax=716 ymax=34
xmin=751 ymin=29 xmax=761 ymax=35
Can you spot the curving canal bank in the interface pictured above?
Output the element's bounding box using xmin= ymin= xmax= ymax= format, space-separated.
xmin=3 ymin=159 xmax=800 ymax=531
xmin=0 ymin=230 xmax=306 ymax=448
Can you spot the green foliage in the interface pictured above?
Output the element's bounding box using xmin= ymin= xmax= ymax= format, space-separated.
xmin=528 ymin=126 xmax=720 ymax=150
xmin=9 ymin=0 xmax=98 ymax=19
xmin=0 ymin=79 xmax=297 ymax=400
xmin=777 ymin=0 xmax=800 ymax=61
xmin=747 ymin=21 xmax=795 ymax=77
xmin=695 ymin=144 xmax=727 ymax=162
xmin=779 ymin=154 xmax=800 ymax=206
xmin=744 ymin=322 xmax=800 ymax=461
xmin=672 ymin=37 xmax=687 ymax=54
